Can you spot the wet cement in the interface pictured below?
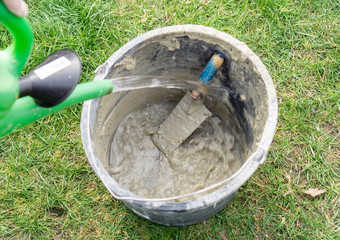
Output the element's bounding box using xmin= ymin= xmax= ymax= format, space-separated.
xmin=108 ymin=101 xmax=242 ymax=199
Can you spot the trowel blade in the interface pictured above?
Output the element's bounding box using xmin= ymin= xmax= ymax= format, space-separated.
xmin=151 ymin=92 xmax=212 ymax=155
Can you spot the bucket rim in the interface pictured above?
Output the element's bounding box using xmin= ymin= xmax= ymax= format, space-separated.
xmin=81 ymin=24 xmax=278 ymax=210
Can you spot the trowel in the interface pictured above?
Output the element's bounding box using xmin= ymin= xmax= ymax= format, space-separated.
xmin=151 ymin=54 xmax=224 ymax=155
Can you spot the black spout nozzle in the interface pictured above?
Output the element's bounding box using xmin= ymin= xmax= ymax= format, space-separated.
xmin=19 ymin=49 xmax=82 ymax=107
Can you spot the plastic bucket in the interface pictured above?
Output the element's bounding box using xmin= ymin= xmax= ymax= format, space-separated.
xmin=81 ymin=25 xmax=278 ymax=226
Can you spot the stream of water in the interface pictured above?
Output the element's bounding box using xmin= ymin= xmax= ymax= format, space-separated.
xmin=107 ymin=75 xmax=232 ymax=100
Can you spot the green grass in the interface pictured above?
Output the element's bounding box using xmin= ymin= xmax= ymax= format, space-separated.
xmin=1 ymin=0 xmax=339 ymax=239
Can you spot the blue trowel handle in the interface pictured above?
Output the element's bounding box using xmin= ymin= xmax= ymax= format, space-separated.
xmin=198 ymin=53 xmax=224 ymax=84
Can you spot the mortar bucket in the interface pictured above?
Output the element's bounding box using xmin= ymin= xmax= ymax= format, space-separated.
xmin=81 ymin=25 xmax=278 ymax=226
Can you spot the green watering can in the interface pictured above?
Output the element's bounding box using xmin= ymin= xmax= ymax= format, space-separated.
xmin=0 ymin=2 xmax=114 ymax=137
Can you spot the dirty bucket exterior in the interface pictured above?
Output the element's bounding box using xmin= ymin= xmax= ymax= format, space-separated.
xmin=81 ymin=25 xmax=278 ymax=226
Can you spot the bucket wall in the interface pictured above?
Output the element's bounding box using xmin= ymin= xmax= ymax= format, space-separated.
xmin=81 ymin=25 xmax=278 ymax=226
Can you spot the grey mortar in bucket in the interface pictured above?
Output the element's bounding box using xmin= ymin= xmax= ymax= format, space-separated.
xmin=81 ymin=25 xmax=278 ymax=226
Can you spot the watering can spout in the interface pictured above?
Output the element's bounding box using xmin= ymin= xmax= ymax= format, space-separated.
xmin=0 ymin=80 xmax=114 ymax=137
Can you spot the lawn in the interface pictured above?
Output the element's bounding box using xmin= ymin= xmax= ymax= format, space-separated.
xmin=0 ymin=0 xmax=339 ymax=239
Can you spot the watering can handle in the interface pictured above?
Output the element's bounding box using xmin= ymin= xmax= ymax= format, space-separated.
xmin=0 ymin=1 xmax=33 ymax=119
xmin=0 ymin=2 xmax=114 ymax=137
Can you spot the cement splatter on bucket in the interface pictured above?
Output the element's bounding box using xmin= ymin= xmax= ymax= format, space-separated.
xmin=81 ymin=25 xmax=278 ymax=226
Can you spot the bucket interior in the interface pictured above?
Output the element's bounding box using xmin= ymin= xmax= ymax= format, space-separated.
xmin=87 ymin=29 xmax=269 ymax=200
